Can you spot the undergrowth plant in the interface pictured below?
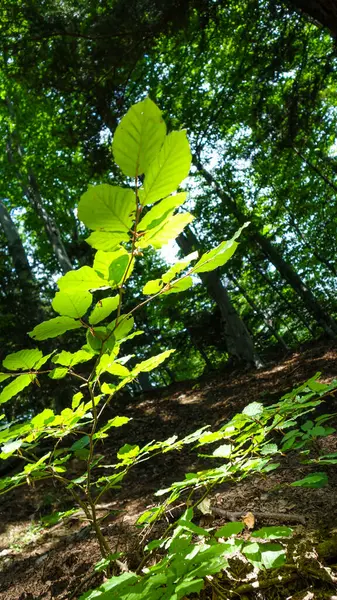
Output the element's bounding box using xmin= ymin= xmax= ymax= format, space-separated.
xmin=0 ymin=98 xmax=247 ymax=557
xmin=0 ymin=99 xmax=337 ymax=599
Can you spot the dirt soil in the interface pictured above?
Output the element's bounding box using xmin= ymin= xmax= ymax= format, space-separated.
xmin=1 ymin=339 xmax=337 ymax=600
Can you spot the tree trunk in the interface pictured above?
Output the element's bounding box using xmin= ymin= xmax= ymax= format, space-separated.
xmin=177 ymin=228 xmax=262 ymax=368
xmin=228 ymin=273 xmax=289 ymax=352
xmin=5 ymin=96 xmax=73 ymax=274
xmin=195 ymin=159 xmax=337 ymax=340
xmin=253 ymin=262 xmax=313 ymax=338
xmin=287 ymin=0 xmax=337 ymax=37
xmin=0 ymin=199 xmax=42 ymax=323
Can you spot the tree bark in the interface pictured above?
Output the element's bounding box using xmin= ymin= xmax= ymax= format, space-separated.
xmin=177 ymin=228 xmax=262 ymax=367
xmin=228 ymin=272 xmax=289 ymax=352
xmin=195 ymin=159 xmax=337 ymax=340
xmin=0 ymin=199 xmax=41 ymax=321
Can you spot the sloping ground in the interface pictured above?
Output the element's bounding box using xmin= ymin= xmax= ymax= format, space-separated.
xmin=0 ymin=340 xmax=337 ymax=600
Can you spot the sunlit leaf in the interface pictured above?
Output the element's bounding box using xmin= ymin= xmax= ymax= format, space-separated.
xmin=212 ymin=444 xmax=232 ymax=458
xmin=29 ymin=317 xmax=82 ymax=340
xmin=137 ymin=212 xmax=194 ymax=249
xmin=86 ymin=231 xmax=129 ymax=251
xmin=142 ymin=279 xmax=164 ymax=295
xmin=3 ymin=349 xmax=43 ymax=371
xmin=132 ymin=349 xmax=175 ymax=374
xmin=0 ymin=374 xmax=36 ymax=405
xmin=52 ymin=290 xmax=92 ymax=318
xmin=108 ymin=315 xmax=134 ymax=341
xmin=162 ymin=276 xmax=193 ymax=295
xmin=138 ymin=192 xmax=187 ymax=231
xmin=243 ymin=402 xmax=264 ymax=418
xmin=117 ymin=443 xmax=140 ymax=462
xmin=113 ymin=97 xmax=166 ymax=177
xmin=49 ymin=367 xmax=69 ymax=379
xmin=142 ymin=130 xmax=191 ymax=205
xmin=192 ymin=224 xmax=248 ymax=274
xmin=58 ymin=266 xmax=107 ymax=292
xmin=291 ymin=472 xmax=328 ymax=488
xmin=162 ymin=252 xmax=198 ymax=283
xmin=78 ymin=184 xmax=135 ymax=232
xmin=52 ymin=349 xmax=94 ymax=367
xmin=89 ymin=296 xmax=119 ymax=325
xmin=0 ymin=439 xmax=23 ymax=456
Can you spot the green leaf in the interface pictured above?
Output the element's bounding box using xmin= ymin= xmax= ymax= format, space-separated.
xmin=109 ymin=255 xmax=132 ymax=287
xmin=78 ymin=184 xmax=135 ymax=232
xmin=137 ymin=212 xmax=194 ymax=249
xmin=108 ymin=315 xmax=134 ymax=341
xmin=242 ymin=402 xmax=264 ymax=419
xmin=94 ymin=416 xmax=130 ymax=439
xmin=175 ymin=578 xmax=204 ymax=598
xmin=52 ymin=290 xmax=92 ymax=318
xmin=93 ymin=248 xmax=128 ymax=280
xmin=1 ymin=439 xmax=23 ymax=456
xmin=0 ymin=373 xmax=11 ymax=383
xmin=49 ymin=368 xmax=69 ymax=380
xmin=132 ymin=349 xmax=175 ymax=374
xmin=58 ymin=266 xmax=107 ymax=292
xmin=72 ymin=392 xmax=84 ymax=410
xmin=163 ymin=276 xmax=193 ymax=295
xmin=97 ymin=355 xmax=130 ymax=378
xmin=260 ymin=443 xmax=278 ymax=455
xmin=142 ymin=279 xmax=164 ymax=295
xmin=260 ymin=543 xmax=286 ymax=569
xmin=86 ymin=327 xmax=115 ymax=354
xmin=192 ymin=224 xmax=249 ymax=274
xmin=89 ymin=296 xmax=119 ymax=325
xmin=31 ymin=409 xmax=55 ymax=428
xmin=193 ymin=239 xmax=238 ymax=273
xmin=52 ymin=350 xmax=94 ymax=367
xmin=252 ymin=526 xmax=293 ymax=539
xmin=29 ymin=317 xmax=82 ymax=340
xmin=142 ymin=130 xmax=191 ymax=205
xmin=162 ymin=252 xmax=198 ymax=283
xmin=117 ymin=444 xmax=140 ymax=462
xmin=106 ymin=363 xmax=130 ymax=378
xmin=291 ymin=472 xmax=328 ymax=488
xmin=34 ymin=352 xmax=55 ymax=370
xmin=86 ymin=231 xmax=129 ymax=251
xmin=138 ymin=192 xmax=187 ymax=231
xmin=214 ymin=522 xmax=245 ymax=538
xmin=212 ymin=444 xmax=232 ymax=458
xmin=70 ymin=435 xmax=90 ymax=451
xmin=3 ymin=349 xmax=43 ymax=371
xmin=113 ymin=97 xmax=166 ymax=177
xmin=0 ymin=374 xmax=35 ymax=405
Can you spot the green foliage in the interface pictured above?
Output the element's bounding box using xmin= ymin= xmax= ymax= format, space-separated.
xmin=1 ymin=98 xmax=336 ymax=599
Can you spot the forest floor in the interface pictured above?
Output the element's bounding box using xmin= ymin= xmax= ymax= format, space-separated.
xmin=1 ymin=339 xmax=337 ymax=600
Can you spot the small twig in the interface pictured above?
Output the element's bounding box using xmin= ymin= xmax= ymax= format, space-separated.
xmin=210 ymin=506 xmax=306 ymax=525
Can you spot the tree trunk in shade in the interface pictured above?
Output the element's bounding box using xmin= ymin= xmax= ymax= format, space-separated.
xmin=177 ymin=228 xmax=262 ymax=367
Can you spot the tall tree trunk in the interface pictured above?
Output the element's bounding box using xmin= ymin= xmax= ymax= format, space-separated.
xmin=177 ymin=228 xmax=262 ymax=367
xmin=253 ymin=261 xmax=313 ymax=338
xmin=5 ymin=96 xmax=72 ymax=274
xmin=195 ymin=159 xmax=337 ymax=340
xmin=0 ymin=199 xmax=41 ymax=322
xmin=228 ymin=272 xmax=289 ymax=352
